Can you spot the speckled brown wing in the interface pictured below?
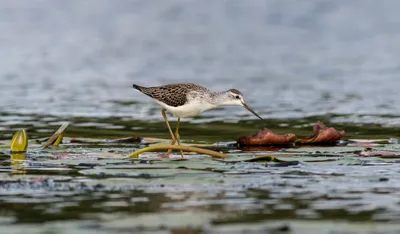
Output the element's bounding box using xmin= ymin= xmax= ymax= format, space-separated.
xmin=133 ymin=83 xmax=208 ymax=107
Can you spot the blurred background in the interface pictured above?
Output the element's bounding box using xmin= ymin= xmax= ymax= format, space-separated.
xmin=0 ymin=0 xmax=399 ymax=140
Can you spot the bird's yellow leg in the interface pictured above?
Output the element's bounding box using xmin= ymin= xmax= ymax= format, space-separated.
xmin=174 ymin=118 xmax=184 ymax=158
xmin=161 ymin=109 xmax=176 ymax=156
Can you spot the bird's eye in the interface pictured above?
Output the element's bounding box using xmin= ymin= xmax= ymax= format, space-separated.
xmin=235 ymin=95 xmax=240 ymax=99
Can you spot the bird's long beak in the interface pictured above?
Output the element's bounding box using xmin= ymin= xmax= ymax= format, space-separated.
xmin=242 ymin=102 xmax=263 ymax=120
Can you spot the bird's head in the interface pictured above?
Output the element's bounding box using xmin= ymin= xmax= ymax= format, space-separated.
xmin=221 ymin=89 xmax=263 ymax=120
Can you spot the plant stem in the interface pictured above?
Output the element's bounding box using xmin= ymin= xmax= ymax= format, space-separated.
xmin=128 ymin=145 xmax=227 ymax=158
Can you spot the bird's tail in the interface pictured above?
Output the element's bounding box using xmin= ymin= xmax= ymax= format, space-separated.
xmin=132 ymin=84 xmax=153 ymax=98
xmin=132 ymin=84 xmax=144 ymax=91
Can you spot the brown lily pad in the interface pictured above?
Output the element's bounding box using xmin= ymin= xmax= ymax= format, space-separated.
xmin=357 ymin=148 xmax=400 ymax=158
xmin=296 ymin=121 xmax=345 ymax=145
xmin=237 ymin=128 xmax=296 ymax=146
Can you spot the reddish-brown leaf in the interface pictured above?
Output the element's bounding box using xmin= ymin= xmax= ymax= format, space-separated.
xmin=296 ymin=121 xmax=345 ymax=144
xmin=237 ymin=128 xmax=296 ymax=146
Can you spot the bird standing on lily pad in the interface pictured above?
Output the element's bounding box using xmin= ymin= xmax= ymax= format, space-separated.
xmin=132 ymin=83 xmax=263 ymax=157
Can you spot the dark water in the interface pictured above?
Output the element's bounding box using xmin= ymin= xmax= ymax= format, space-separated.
xmin=1 ymin=1 xmax=400 ymax=233
xmin=2 ymin=147 xmax=400 ymax=234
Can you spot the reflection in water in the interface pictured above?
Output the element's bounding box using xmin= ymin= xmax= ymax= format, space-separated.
xmin=11 ymin=153 xmax=26 ymax=174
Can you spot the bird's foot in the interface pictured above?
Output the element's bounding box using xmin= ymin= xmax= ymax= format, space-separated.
xmin=160 ymin=151 xmax=185 ymax=160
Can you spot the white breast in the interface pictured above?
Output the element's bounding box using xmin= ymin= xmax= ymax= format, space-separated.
xmin=154 ymin=99 xmax=216 ymax=118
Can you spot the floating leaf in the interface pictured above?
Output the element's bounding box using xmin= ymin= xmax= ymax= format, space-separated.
xmin=296 ymin=121 xmax=345 ymax=145
xmin=239 ymin=146 xmax=291 ymax=152
xmin=237 ymin=128 xmax=296 ymax=146
xmin=10 ymin=129 xmax=28 ymax=152
xmin=243 ymin=155 xmax=279 ymax=162
xmin=358 ymin=148 xmax=400 ymax=158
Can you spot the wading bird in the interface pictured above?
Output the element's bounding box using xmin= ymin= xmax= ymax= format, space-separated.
xmin=132 ymin=83 xmax=263 ymax=157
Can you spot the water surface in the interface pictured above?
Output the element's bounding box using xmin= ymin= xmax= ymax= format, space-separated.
xmin=1 ymin=1 xmax=400 ymax=233
xmin=0 ymin=0 xmax=400 ymax=125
